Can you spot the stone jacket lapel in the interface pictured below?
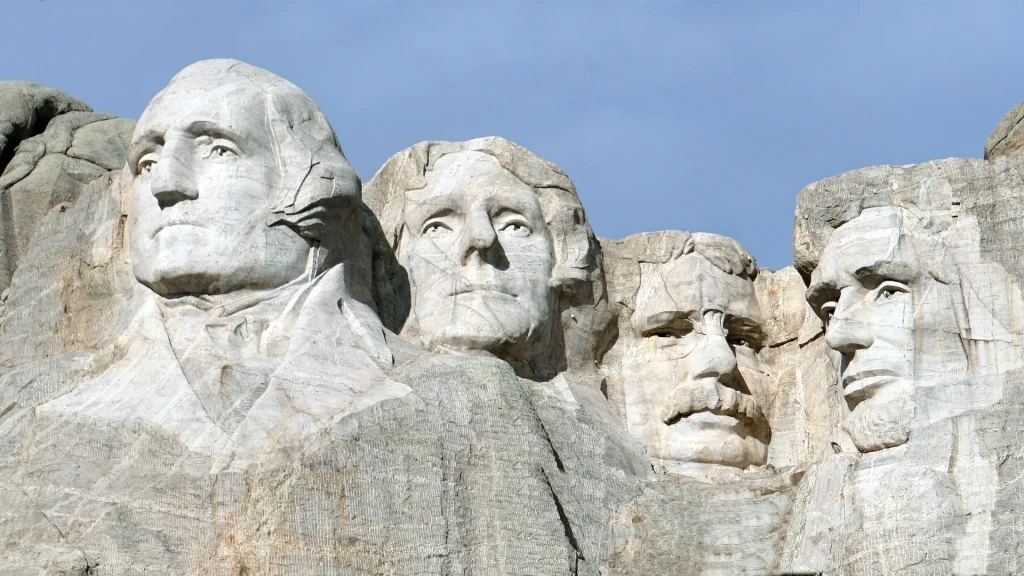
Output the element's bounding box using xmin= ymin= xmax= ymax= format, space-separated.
xmin=38 ymin=265 xmax=410 ymax=473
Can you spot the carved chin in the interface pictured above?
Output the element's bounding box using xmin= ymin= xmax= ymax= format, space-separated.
xmin=409 ymin=291 xmax=550 ymax=355
xmin=438 ymin=316 xmax=542 ymax=354
xmin=844 ymin=395 xmax=914 ymax=453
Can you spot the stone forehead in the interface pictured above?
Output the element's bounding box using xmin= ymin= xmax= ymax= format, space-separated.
xmin=792 ymin=157 xmax=986 ymax=280
xmin=419 ymin=150 xmax=532 ymax=198
xmin=135 ymin=59 xmax=312 ymax=134
xmin=167 ymin=59 xmax=299 ymax=95
xmin=363 ymin=137 xmax=580 ymax=239
xmin=637 ymin=254 xmax=759 ymax=307
xmin=816 ymin=207 xmax=923 ymax=283
xmin=603 ymin=230 xmax=758 ymax=310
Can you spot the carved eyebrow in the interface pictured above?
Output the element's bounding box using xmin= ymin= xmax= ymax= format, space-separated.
xmin=404 ymin=199 xmax=457 ymax=235
xmin=724 ymin=315 xmax=765 ymax=346
xmin=805 ymin=281 xmax=839 ymax=313
xmin=853 ymin=260 xmax=918 ymax=285
xmin=484 ymin=189 xmax=541 ymax=215
xmin=492 ymin=206 xmax=529 ymax=218
xmin=640 ymin=310 xmax=694 ymax=333
xmin=184 ymin=120 xmax=242 ymax=145
xmin=420 ymin=207 xmax=456 ymax=224
xmin=127 ymin=129 xmax=164 ymax=172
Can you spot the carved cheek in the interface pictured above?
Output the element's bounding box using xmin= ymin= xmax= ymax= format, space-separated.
xmin=631 ymin=355 xmax=682 ymax=399
xmin=412 ymin=234 xmax=460 ymax=275
xmin=869 ymin=294 xmax=916 ymax=347
xmin=736 ymin=350 xmax=768 ymax=396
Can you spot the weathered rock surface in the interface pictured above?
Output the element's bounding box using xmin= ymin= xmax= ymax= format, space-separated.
xmin=986 ymin=103 xmax=1024 ymax=160
xmin=6 ymin=59 xmax=1024 ymax=574
xmin=0 ymin=82 xmax=133 ymax=295
xmin=784 ymin=110 xmax=1024 ymax=573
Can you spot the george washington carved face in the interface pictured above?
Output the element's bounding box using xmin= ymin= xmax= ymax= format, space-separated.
xmin=128 ymin=78 xmax=310 ymax=296
xmin=126 ymin=61 xmax=361 ymax=298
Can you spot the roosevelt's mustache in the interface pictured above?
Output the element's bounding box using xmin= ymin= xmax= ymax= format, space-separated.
xmin=657 ymin=379 xmax=763 ymax=425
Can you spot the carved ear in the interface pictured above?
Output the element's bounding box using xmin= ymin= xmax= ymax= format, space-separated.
xmin=546 ymin=199 xmax=595 ymax=290
xmin=264 ymin=92 xmax=361 ymax=241
xmin=269 ymin=148 xmax=361 ymax=241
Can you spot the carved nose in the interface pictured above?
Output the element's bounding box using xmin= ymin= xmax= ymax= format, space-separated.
xmin=460 ymin=209 xmax=498 ymax=265
xmin=691 ymin=333 xmax=738 ymax=380
xmin=825 ymin=315 xmax=874 ymax=354
xmin=150 ymin=139 xmax=198 ymax=207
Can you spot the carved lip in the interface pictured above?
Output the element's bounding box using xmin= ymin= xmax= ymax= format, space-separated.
xmin=670 ymin=407 xmax=742 ymax=423
xmin=842 ymin=369 xmax=901 ymax=398
xmin=452 ymin=282 xmax=515 ymax=298
xmin=154 ymin=219 xmax=205 ymax=236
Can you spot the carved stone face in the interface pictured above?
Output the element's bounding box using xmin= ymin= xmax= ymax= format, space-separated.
xmin=808 ymin=206 xmax=966 ymax=452
xmin=127 ymin=78 xmax=310 ymax=296
xmin=620 ymin=253 xmax=770 ymax=475
xmin=399 ymin=151 xmax=555 ymax=356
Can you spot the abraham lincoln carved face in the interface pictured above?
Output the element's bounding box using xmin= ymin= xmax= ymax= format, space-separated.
xmin=806 ymin=206 xmax=968 ymax=453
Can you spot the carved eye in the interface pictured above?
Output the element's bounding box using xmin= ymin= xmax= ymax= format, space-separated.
xmin=876 ymin=281 xmax=909 ymax=301
xmin=728 ymin=337 xmax=753 ymax=349
xmin=210 ymin=144 xmax=237 ymax=158
xmin=422 ymin=221 xmax=452 ymax=238
xmin=137 ymin=153 xmax=158 ymax=175
xmin=820 ymin=302 xmax=837 ymax=326
xmin=499 ymin=220 xmax=531 ymax=237
xmin=643 ymin=321 xmax=695 ymax=340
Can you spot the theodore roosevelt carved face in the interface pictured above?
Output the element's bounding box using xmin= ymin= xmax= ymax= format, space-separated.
xmin=398 ymin=151 xmax=556 ymax=358
xmin=609 ymin=233 xmax=771 ymax=479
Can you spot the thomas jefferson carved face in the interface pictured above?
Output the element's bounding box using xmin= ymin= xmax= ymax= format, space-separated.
xmin=807 ymin=206 xmax=967 ymax=453
xmin=127 ymin=78 xmax=310 ymax=296
xmin=619 ymin=249 xmax=770 ymax=477
xmin=398 ymin=151 xmax=555 ymax=357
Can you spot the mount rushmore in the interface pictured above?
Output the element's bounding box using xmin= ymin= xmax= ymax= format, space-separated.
xmin=2 ymin=59 xmax=1024 ymax=574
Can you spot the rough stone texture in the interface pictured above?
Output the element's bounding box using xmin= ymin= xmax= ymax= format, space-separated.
xmin=8 ymin=59 xmax=1024 ymax=574
xmin=754 ymin=266 xmax=841 ymax=469
xmin=985 ymin=102 xmax=1024 ymax=160
xmin=605 ymin=468 xmax=806 ymax=575
xmin=0 ymin=82 xmax=133 ymax=294
xmin=785 ymin=126 xmax=1024 ymax=573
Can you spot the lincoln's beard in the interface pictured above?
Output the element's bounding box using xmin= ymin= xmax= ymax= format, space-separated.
xmin=844 ymin=391 xmax=914 ymax=453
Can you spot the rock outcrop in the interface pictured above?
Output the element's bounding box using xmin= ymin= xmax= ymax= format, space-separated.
xmin=4 ymin=58 xmax=1024 ymax=574
xmin=0 ymin=82 xmax=133 ymax=295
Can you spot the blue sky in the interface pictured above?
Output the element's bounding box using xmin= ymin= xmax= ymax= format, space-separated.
xmin=3 ymin=1 xmax=1023 ymax=270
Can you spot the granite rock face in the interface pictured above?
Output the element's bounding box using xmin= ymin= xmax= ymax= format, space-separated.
xmin=0 ymin=82 xmax=134 ymax=294
xmin=4 ymin=58 xmax=1024 ymax=575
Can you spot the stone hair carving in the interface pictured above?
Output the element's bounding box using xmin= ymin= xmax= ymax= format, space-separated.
xmin=601 ymin=230 xmax=770 ymax=481
xmin=363 ymin=136 xmax=602 ymax=378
